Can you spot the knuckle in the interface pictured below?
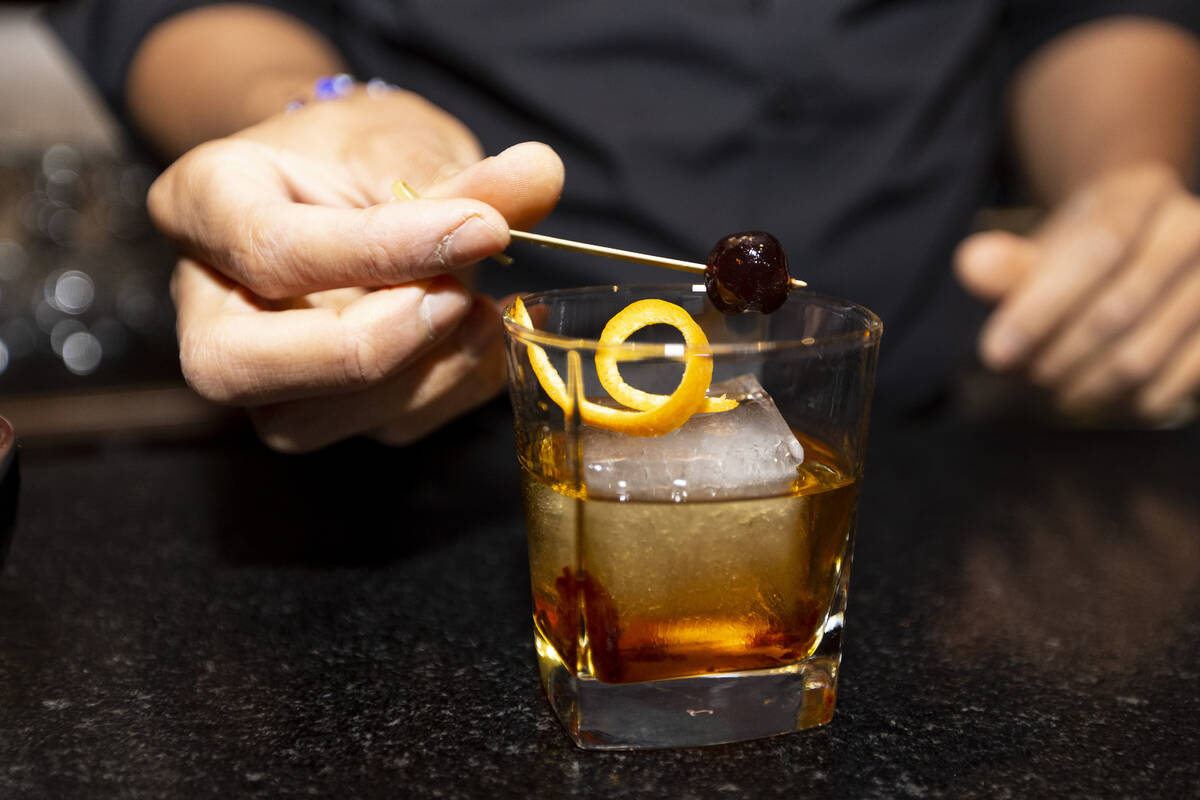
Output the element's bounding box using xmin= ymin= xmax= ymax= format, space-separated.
xmin=355 ymin=216 xmax=400 ymax=285
xmin=172 ymin=142 xmax=233 ymax=214
xmin=230 ymin=210 xmax=291 ymax=299
xmin=162 ymin=140 xmax=297 ymax=299
xmin=147 ymin=148 xmax=222 ymax=238
xmin=343 ymin=324 xmax=391 ymax=386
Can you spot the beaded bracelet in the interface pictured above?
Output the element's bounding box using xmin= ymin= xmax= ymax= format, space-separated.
xmin=286 ymin=74 xmax=399 ymax=112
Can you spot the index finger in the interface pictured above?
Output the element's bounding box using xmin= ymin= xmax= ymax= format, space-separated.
xmin=150 ymin=140 xmax=510 ymax=299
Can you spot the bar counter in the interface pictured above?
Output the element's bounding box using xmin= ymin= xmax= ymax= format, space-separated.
xmin=1 ymin=399 xmax=1198 ymax=797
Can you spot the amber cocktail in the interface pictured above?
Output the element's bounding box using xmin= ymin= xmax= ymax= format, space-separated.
xmin=503 ymin=284 xmax=880 ymax=749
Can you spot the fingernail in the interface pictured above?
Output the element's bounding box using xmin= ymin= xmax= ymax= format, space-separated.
xmin=959 ymin=238 xmax=1008 ymax=292
xmin=962 ymin=236 xmax=1006 ymax=270
xmin=437 ymin=213 xmax=507 ymax=268
xmin=419 ymin=278 xmax=471 ymax=342
xmin=981 ymin=325 xmax=1028 ymax=370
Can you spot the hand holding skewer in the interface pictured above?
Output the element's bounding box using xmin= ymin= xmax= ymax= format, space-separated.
xmin=393 ymin=180 xmax=805 ymax=314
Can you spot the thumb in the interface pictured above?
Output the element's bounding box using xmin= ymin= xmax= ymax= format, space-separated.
xmin=419 ymin=141 xmax=565 ymax=231
xmin=953 ymin=230 xmax=1039 ymax=302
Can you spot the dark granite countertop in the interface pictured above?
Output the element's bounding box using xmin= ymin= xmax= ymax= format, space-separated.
xmin=1 ymin=399 xmax=1198 ymax=798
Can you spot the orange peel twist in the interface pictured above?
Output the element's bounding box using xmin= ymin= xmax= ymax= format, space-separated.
xmin=511 ymin=297 xmax=737 ymax=437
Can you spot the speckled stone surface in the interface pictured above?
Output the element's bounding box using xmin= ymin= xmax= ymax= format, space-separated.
xmin=1 ymin=400 xmax=1198 ymax=798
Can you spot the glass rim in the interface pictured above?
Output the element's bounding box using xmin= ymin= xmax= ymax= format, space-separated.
xmin=502 ymin=283 xmax=883 ymax=356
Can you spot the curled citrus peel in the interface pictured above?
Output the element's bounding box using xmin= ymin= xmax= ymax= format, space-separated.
xmin=511 ymin=297 xmax=737 ymax=437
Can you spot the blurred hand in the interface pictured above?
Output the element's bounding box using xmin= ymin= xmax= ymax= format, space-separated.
xmin=149 ymin=89 xmax=564 ymax=451
xmin=955 ymin=162 xmax=1200 ymax=422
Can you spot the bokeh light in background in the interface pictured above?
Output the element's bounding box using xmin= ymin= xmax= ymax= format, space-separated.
xmin=0 ymin=5 xmax=179 ymax=391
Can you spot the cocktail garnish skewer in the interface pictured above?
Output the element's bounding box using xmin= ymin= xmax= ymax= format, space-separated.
xmin=390 ymin=180 xmax=807 ymax=289
xmin=508 ymin=230 xmax=807 ymax=289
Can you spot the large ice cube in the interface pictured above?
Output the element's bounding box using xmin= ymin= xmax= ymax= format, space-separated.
xmin=582 ymin=374 xmax=804 ymax=502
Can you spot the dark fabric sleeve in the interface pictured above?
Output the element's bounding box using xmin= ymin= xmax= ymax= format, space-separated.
xmin=42 ymin=1 xmax=339 ymax=153
xmin=1006 ymin=0 xmax=1200 ymax=71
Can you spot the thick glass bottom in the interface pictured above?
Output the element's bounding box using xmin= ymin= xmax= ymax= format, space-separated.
xmin=536 ymin=620 xmax=843 ymax=750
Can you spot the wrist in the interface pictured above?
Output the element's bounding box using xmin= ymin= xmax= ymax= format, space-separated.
xmin=240 ymin=69 xmax=342 ymax=126
xmin=243 ymin=72 xmax=401 ymax=120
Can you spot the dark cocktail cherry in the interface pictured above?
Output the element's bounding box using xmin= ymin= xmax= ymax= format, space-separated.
xmin=704 ymin=231 xmax=791 ymax=314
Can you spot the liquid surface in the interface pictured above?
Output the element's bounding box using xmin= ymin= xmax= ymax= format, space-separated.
xmin=521 ymin=430 xmax=856 ymax=684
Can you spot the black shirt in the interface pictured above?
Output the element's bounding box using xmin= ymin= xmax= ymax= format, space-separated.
xmin=46 ymin=1 xmax=1200 ymax=417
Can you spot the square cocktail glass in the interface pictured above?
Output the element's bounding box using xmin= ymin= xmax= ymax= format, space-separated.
xmin=502 ymin=284 xmax=881 ymax=749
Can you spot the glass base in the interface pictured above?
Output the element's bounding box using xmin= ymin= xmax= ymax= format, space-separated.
xmin=537 ymin=623 xmax=842 ymax=750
